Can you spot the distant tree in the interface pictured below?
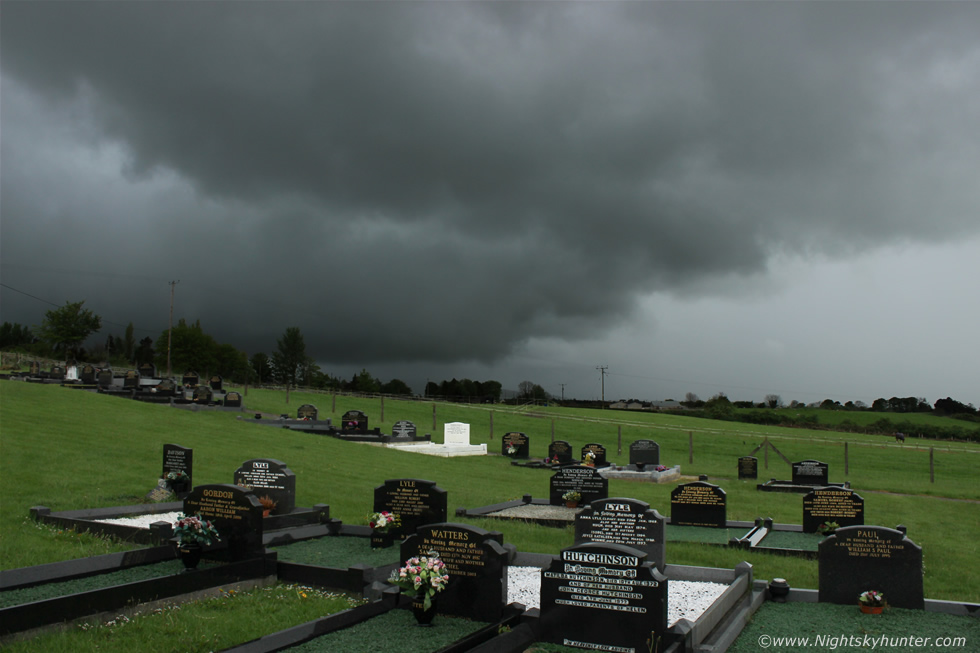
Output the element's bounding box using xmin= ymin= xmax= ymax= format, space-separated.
xmin=251 ymin=352 xmax=271 ymax=383
xmin=934 ymin=397 xmax=977 ymax=416
xmin=123 ymin=322 xmax=136 ymax=362
xmin=788 ymin=400 xmax=804 ymax=408
xmin=820 ymin=399 xmax=840 ymax=410
xmin=271 ymin=326 xmax=306 ymax=403
xmin=135 ymin=336 xmax=155 ymax=365
xmin=853 ymin=400 xmax=867 ymax=409
xmin=705 ymin=394 xmax=734 ymax=419
xmin=381 ymin=378 xmax=413 ymax=395
xmin=300 ymin=356 xmax=321 ymax=387
xmin=765 ymin=394 xmax=782 ymax=409
xmin=35 ymin=300 xmax=102 ymax=360
xmin=157 ymin=319 xmax=218 ymax=376
xmin=518 ymin=381 xmax=549 ymax=402
xmin=871 ymin=398 xmax=888 ymax=411
xmin=685 ymin=392 xmax=700 ymax=403
xmin=0 ymin=322 xmax=37 ymax=350
xmin=349 ymin=368 xmax=381 ymax=393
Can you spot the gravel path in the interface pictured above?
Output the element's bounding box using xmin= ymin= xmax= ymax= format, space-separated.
xmin=96 ymin=512 xmax=182 ymax=528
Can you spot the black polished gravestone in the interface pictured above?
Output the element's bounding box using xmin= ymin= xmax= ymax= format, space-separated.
xmin=539 ymin=542 xmax=668 ymax=653
xmin=341 ymin=410 xmax=368 ymax=433
xmin=155 ymin=379 xmax=177 ymax=396
xmin=183 ymin=484 xmax=263 ymax=559
xmin=123 ymin=370 xmax=140 ymax=389
xmin=549 ymin=466 xmax=608 ymax=506
xmin=400 ymin=523 xmax=509 ymax=621
xmin=138 ymin=361 xmax=157 ymax=378
xmin=297 ymin=404 xmax=318 ymax=420
xmin=670 ymin=481 xmax=727 ymax=528
xmin=163 ymin=444 xmax=193 ymax=489
xmin=580 ymin=443 xmax=607 ymax=467
xmin=502 ymin=432 xmax=530 ymax=459
xmin=233 ymin=459 xmax=296 ymax=515
xmin=548 ymin=440 xmax=574 ymax=464
xmin=575 ymin=497 xmax=666 ymax=571
xmin=392 ymin=420 xmax=418 ymax=439
xmin=80 ymin=365 xmax=97 ymax=384
xmin=819 ymin=526 xmax=923 ymax=609
xmin=803 ymin=487 xmax=864 ymax=533
xmin=182 ymin=370 xmax=200 ymax=387
xmin=224 ymin=391 xmax=242 ymax=408
xmin=49 ymin=365 xmax=65 ymax=380
xmin=28 ymin=361 xmax=40 ymax=376
xmin=193 ymin=385 xmax=213 ymax=404
xmin=629 ymin=440 xmax=660 ymax=468
xmin=97 ymin=369 xmax=113 ymax=388
xmin=792 ymin=460 xmax=829 ymax=486
xmin=209 ymin=374 xmax=223 ymax=391
xmin=374 ymin=479 xmax=447 ymax=538
xmin=738 ymin=456 xmax=758 ymax=480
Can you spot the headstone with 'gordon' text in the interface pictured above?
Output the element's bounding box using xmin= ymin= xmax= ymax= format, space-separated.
xmin=539 ymin=542 xmax=667 ymax=653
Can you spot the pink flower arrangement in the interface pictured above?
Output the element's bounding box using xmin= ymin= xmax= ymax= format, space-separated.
xmin=172 ymin=513 xmax=221 ymax=546
xmin=389 ymin=551 xmax=449 ymax=610
xmin=367 ymin=510 xmax=401 ymax=533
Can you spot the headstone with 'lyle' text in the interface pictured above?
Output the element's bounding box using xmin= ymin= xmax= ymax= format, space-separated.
xmin=575 ymin=497 xmax=666 ymax=571
xmin=374 ymin=478 xmax=447 ymax=538
xmin=233 ymin=459 xmax=295 ymax=515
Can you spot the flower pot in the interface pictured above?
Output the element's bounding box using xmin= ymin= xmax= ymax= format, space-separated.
xmin=262 ymin=509 xmax=271 ymax=518
xmin=565 ymin=501 xmax=579 ymax=509
xmin=411 ymin=596 xmax=437 ymax=625
xmin=860 ymin=605 xmax=883 ymax=614
xmin=371 ymin=531 xmax=394 ymax=549
xmin=177 ymin=543 xmax=203 ymax=570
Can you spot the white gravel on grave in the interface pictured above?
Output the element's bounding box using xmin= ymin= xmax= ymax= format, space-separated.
xmin=507 ymin=566 xmax=727 ymax=627
xmin=95 ymin=512 xmax=183 ymax=528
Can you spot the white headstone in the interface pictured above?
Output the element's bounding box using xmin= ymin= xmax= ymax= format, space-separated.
xmin=444 ymin=422 xmax=471 ymax=446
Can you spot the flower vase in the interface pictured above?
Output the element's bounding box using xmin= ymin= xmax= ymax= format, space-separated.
xmin=177 ymin=542 xmax=203 ymax=570
xmin=860 ymin=605 xmax=883 ymax=615
xmin=566 ymin=501 xmax=579 ymax=509
xmin=371 ymin=531 xmax=394 ymax=549
xmin=411 ymin=596 xmax=437 ymax=626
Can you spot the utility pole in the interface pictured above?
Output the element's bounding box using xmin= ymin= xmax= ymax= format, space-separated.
xmin=167 ymin=280 xmax=178 ymax=379
xmin=596 ymin=365 xmax=608 ymax=407
xmin=559 ymin=383 xmax=566 ymax=402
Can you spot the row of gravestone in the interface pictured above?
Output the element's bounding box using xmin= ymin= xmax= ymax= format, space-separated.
xmin=737 ymin=457 xmax=834 ymax=485
xmin=504 ymin=436 xmax=663 ymax=467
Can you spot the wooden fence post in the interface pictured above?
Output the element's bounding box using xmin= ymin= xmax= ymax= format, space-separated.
xmin=689 ymin=432 xmax=693 ymax=464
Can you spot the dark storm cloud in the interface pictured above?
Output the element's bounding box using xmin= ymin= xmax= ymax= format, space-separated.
xmin=2 ymin=2 xmax=979 ymax=366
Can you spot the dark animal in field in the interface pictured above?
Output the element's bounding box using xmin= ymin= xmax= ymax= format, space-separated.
xmin=895 ymin=432 xmax=906 ymax=443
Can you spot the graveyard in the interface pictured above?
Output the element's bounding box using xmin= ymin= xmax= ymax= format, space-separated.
xmin=1 ymin=379 xmax=979 ymax=652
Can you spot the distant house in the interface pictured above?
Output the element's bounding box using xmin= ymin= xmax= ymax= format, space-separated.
xmin=608 ymin=399 xmax=684 ymax=411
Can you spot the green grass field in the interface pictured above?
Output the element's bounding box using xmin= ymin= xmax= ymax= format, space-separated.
xmin=1 ymin=381 xmax=978 ymax=651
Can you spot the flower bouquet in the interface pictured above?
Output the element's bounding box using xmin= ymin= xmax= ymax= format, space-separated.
xmin=389 ymin=551 xmax=450 ymax=612
xmin=367 ymin=511 xmax=401 ymax=533
xmin=172 ymin=513 xmax=221 ymax=547
xmin=817 ymin=521 xmax=840 ymax=536
xmin=562 ymin=490 xmax=582 ymax=507
xmin=859 ymin=590 xmax=886 ymax=609
xmin=583 ymin=452 xmax=596 ymax=466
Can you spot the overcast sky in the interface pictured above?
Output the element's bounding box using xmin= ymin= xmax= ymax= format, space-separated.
xmin=2 ymin=2 xmax=978 ymax=405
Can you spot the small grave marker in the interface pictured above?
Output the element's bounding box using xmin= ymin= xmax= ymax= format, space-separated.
xmin=539 ymin=542 xmax=668 ymax=652
xmin=803 ymin=487 xmax=864 ymax=533
xmin=193 ymin=385 xmax=213 ymax=404
xmin=80 ymin=365 xmax=97 ymax=384
xmin=738 ymin=456 xmax=758 ymax=479
xmin=96 ymin=369 xmax=113 ymax=388
xmin=670 ymin=481 xmax=727 ymax=528
xmin=224 ymin=391 xmax=242 ymax=408
xmin=233 ymin=459 xmax=296 ymax=514
xmin=549 ymin=466 xmax=608 ymax=506
xmin=502 ymin=431 xmax=530 ymax=458
xmin=123 ymin=369 xmax=140 ymax=389
xmin=138 ymin=362 xmax=157 ymax=377
xmin=548 ymin=440 xmax=573 ymax=464
xmin=374 ymin=478 xmax=447 ymax=537
xmin=580 ymin=443 xmax=607 ymax=467
xmin=444 ymin=422 xmax=470 ymax=445
xmin=183 ymin=484 xmax=263 ymax=558
xmin=163 ymin=443 xmax=193 ymax=488
xmin=818 ymin=526 xmax=923 ymax=609
xmin=392 ymin=420 xmax=418 ymax=439
xmin=28 ymin=361 xmax=40 ymax=376
xmin=575 ymin=497 xmax=666 ymax=571
xmin=792 ymin=460 xmax=829 ymax=486
xmin=182 ymin=370 xmax=200 ymax=387
xmin=297 ymin=404 xmax=318 ymax=420
xmin=209 ymin=374 xmax=223 ymax=391
xmin=49 ymin=365 xmax=65 ymax=380
xmin=400 ymin=523 xmax=508 ymax=621
xmin=342 ymin=410 xmax=368 ymax=433
xmin=629 ymin=440 xmax=660 ymax=467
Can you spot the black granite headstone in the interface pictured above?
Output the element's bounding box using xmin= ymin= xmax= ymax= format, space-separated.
xmin=803 ymin=487 xmax=864 ymax=533
xmin=183 ymin=484 xmax=263 ymax=559
xmin=297 ymin=404 xmax=318 ymax=420
xmin=233 ymin=458 xmax=296 ymax=515
xmin=549 ymin=466 xmax=608 ymax=506
xmin=155 ymin=379 xmax=176 ymax=396
xmin=738 ymin=456 xmax=758 ymax=479
xmin=182 ymin=370 xmax=200 ymax=387
xmin=342 ymin=410 xmax=368 ymax=433
xmin=28 ymin=361 xmax=40 ymax=376
xmin=49 ymin=365 xmax=65 ymax=380
xmin=138 ymin=362 xmax=157 ymax=377
xmin=96 ymin=369 xmax=113 ymax=388
xmin=392 ymin=420 xmax=417 ymax=438
xmin=224 ymin=391 xmax=242 ymax=408
xmin=502 ymin=432 xmax=530 ymax=459
xmin=818 ymin=526 xmax=923 ymax=609
xmin=80 ymin=365 xmax=97 ymax=384
xmin=792 ymin=460 xmax=829 ymax=486
xmin=670 ymin=481 xmax=727 ymax=528
xmin=209 ymin=374 xmax=223 ymax=391
xmin=539 ymin=542 xmax=668 ymax=653
xmin=193 ymin=385 xmax=213 ymax=404
xmin=162 ymin=444 xmax=193 ymax=488
xmin=123 ymin=370 xmax=140 ymax=389
xmin=400 ymin=523 xmax=508 ymax=621
xmin=629 ymin=440 xmax=660 ymax=467
xmin=374 ymin=478 xmax=447 ymax=538
xmin=575 ymin=497 xmax=666 ymax=571
xmin=580 ymin=443 xmax=607 ymax=467
xmin=548 ymin=440 xmax=573 ymax=464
